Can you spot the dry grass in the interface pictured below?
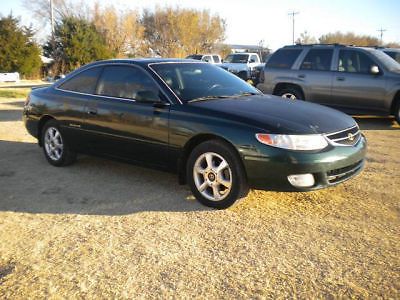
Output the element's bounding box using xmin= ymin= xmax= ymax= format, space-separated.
xmin=0 ymin=88 xmax=30 ymax=99
xmin=0 ymin=98 xmax=399 ymax=298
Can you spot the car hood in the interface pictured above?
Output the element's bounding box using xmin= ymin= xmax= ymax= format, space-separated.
xmin=189 ymin=94 xmax=357 ymax=134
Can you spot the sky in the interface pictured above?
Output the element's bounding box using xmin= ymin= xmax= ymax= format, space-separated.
xmin=1 ymin=0 xmax=399 ymax=50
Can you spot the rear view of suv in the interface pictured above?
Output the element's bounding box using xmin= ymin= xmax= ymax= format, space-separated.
xmin=257 ymin=44 xmax=400 ymax=124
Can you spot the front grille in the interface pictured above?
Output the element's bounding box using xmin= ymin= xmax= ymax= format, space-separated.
xmin=325 ymin=125 xmax=361 ymax=146
xmin=326 ymin=160 xmax=364 ymax=184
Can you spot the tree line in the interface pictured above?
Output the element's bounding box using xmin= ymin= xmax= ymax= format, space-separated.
xmin=0 ymin=0 xmax=399 ymax=78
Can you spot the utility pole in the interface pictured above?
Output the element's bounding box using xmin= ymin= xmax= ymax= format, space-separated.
xmin=50 ymin=0 xmax=55 ymax=38
xmin=377 ymin=28 xmax=387 ymax=45
xmin=288 ymin=11 xmax=299 ymax=45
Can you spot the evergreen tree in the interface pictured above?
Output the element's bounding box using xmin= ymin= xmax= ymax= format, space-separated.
xmin=44 ymin=17 xmax=112 ymax=73
xmin=0 ymin=14 xmax=41 ymax=77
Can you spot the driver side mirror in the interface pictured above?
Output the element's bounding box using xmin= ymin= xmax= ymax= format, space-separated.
xmin=135 ymin=90 xmax=161 ymax=103
xmin=370 ymin=65 xmax=380 ymax=75
xmin=249 ymin=59 xmax=256 ymax=63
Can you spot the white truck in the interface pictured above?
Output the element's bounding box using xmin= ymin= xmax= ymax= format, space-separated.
xmin=186 ymin=54 xmax=222 ymax=65
xmin=221 ymin=53 xmax=264 ymax=84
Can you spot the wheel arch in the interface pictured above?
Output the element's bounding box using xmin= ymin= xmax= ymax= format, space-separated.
xmin=273 ymin=82 xmax=305 ymax=99
xmin=390 ymin=90 xmax=400 ymax=115
xmin=37 ymin=115 xmax=56 ymax=147
xmin=177 ymin=133 xmax=246 ymax=185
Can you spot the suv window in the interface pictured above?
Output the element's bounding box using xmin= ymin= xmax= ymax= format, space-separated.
xmin=300 ymin=49 xmax=333 ymax=71
xmin=384 ymin=50 xmax=400 ymax=64
xmin=266 ymin=49 xmax=302 ymax=69
xmin=96 ymin=65 xmax=159 ymax=100
xmin=338 ymin=50 xmax=376 ymax=74
xmin=213 ymin=55 xmax=221 ymax=63
xmin=202 ymin=56 xmax=212 ymax=62
xmin=250 ymin=55 xmax=260 ymax=63
xmin=58 ymin=67 xmax=102 ymax=94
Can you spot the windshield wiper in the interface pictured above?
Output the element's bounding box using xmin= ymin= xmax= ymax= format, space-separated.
xmin=188 ymin=92 xmax=259 ymax=103
xmin=187 ymin=95 xmax=233 ymax=103
xmin=236 ymin=92 xmax=259 ymax=97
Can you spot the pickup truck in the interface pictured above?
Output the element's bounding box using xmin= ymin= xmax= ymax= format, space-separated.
xmin=220 ymin=53 xmax=264 ymax=84
xmin=186 ymin=54 xmax=222 ymax=65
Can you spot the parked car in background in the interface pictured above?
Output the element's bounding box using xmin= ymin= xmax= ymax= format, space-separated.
xmin=257 ymin=44 xmax=400 ymax=124
xmin=23 ymin=59 xmax=366 ymax=208
xmin=186 ymin=54 xmax=222 ymax=64
xmin=381 ymin=48 xmax=400 ymax=64
xmin=221 ymin=52 xmax=264 ymax=84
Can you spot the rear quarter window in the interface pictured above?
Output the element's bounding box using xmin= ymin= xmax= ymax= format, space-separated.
xmin=58 ymin=67 xmax=102 ymax=94
xmin=266 ymin=49 xmax=302 ymax=69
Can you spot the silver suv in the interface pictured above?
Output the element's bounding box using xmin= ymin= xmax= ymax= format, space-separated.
xmin=257 ymin=44 xmax=400 ymax=124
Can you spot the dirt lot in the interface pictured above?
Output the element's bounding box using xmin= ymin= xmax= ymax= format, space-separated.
xmin=0 ymin=94 xmax=399 ymax=298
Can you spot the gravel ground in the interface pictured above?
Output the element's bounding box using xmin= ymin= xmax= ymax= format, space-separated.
xmin=0 ymin=96 xmax=399 ymax=298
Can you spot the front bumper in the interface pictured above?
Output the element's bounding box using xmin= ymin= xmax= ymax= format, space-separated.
xmin=242 ymin=134 xmax=367 ymax=191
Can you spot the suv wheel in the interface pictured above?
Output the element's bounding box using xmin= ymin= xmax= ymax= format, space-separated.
xmin=42 ymin=120 xmax=77 ymax=166
xmin=187 ymin=140 xmax=249 ymax=209
xmin=277 ymin=87 xmax=303 ymax=100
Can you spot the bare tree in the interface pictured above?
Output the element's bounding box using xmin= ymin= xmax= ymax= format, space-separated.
xmin=296 ymin=31 xmax=317 ymax=45
xmin=319 ymin=31 xmax=379 ymax=46
xmin=92 ymin=4 xmax=144 ymax=57
xmin=142 ymin=6 xmax=226 ymax=57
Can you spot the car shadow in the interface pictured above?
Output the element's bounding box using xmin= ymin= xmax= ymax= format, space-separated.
xmin=2 ymin=100 xmax=25 ymax=108
xmin=354 ymin=116 xmax=399 ymax=131
xmin=0 ymin=140 xmax=210 ymax=215
xmin=0 ymin=110 xmax=22 ymax=122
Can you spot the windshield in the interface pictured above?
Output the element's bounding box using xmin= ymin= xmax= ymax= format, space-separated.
xmin=224 ymin=54 xmax=249 ymax=63
xmin=369 ymin=49 xmax=400 ymax=72
xmin=150 ymin=63 xmax=260 ymax=103
xmin=383 ymin=50 xmax=400 ymax=64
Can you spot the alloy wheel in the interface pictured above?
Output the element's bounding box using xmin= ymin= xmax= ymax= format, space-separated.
xmin=281 ymin=93 xmax=297 ymax=100
xmin=193 ymin=152 xmax=232 ymax=201
xmin=44 ymin=127 xmax=63 ymax=161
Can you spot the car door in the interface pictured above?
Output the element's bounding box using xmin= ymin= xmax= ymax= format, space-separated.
xmin=201 ymin=55 xmax=212 ymax=63
xmin=55 ymin=66 xmax=104 ymax=151
xmin=249 ymin=54 xmax=260 ymax=68
xmin=296 ymin=48 xmax=334 ymax=104
xmin=83 ymin=64 xmax=170 ymax=168
xmin=330 ymin=49 xmax=387 ymax=111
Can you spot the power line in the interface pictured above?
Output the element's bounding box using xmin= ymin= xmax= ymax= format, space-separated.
xmin=288 ymin=11 xmax=299 ymax=45
xmin=377 ymin=28 xmax=387 ymax=45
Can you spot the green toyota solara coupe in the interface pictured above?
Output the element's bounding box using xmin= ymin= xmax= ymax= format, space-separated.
xmin=23 ymin=59 xmax=366 ymax=208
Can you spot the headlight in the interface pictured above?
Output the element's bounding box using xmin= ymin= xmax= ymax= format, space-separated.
xmin=255 ymin=133 xmax=329 ymax=151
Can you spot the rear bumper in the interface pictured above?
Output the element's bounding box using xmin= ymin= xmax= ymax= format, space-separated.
xmin=22 ymin=108 xmax=39 ymax=139
xmin=243 ymin=134 xmax=367 ymax=191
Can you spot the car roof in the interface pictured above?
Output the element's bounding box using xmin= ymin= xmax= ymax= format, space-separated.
xmin=85 ymin=58 xmax=194 ymax=68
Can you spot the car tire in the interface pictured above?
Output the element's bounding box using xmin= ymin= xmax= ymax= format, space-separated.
xmin=238 ymin=71 xmax=248 ymax=81
xmin=41 ymin=120 xmax=76 ymax=167
xmin=394 ymin=100 xmax=400 ymax=125
xmin=186 ymin=140 xmax=249 ymax=209
xmin=277 ymin=87 xmax=304 ymax=100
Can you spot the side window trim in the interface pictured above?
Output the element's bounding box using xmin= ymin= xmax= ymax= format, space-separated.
xmin=56 ymin=63 xmax=173 ymax=104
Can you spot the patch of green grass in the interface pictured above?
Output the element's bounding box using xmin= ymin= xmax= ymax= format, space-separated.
xmin=0 ymin=88 xmax=30 ymax=99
